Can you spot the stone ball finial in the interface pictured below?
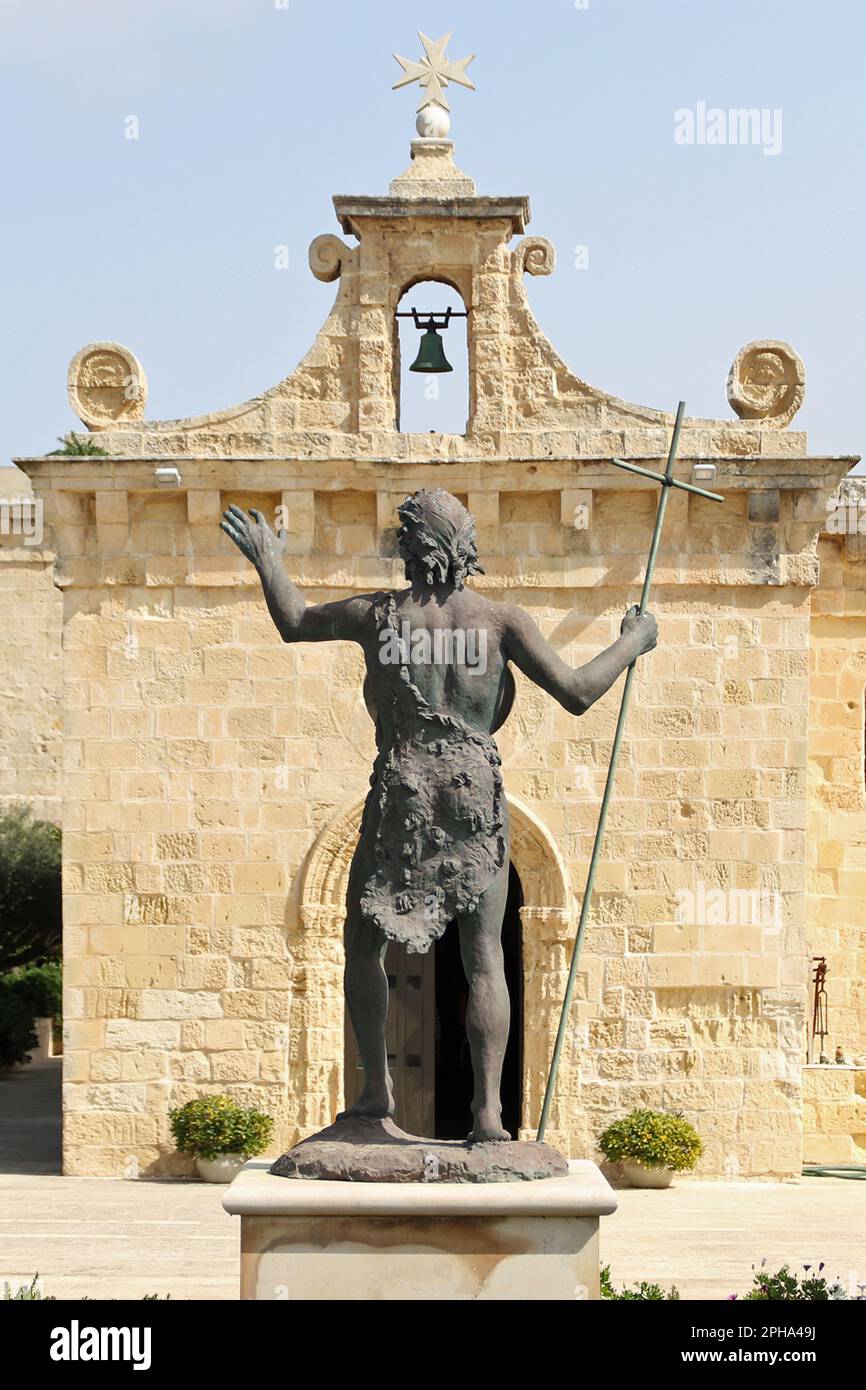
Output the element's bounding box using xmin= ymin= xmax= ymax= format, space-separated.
xmin=416 ymin=104 xmax=451 ymax=139
xmin=726 ymin=339 xmax=805 ymax=428
xmin=67 ymin=342 xmax=147 ymax=431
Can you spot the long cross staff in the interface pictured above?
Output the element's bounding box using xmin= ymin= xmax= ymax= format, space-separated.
xmin=537 ymin=401 xmax=725 ymax=1142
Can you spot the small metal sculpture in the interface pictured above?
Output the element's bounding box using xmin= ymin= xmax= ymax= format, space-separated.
xmin=811 ymin=956 xmax=829 ymax=1064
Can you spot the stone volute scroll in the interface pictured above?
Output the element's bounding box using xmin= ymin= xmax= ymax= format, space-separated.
xmin=726 ymin=339 xmax=805 ymax=428
xmin=67 ymin=341 xmax=147 ymax=431
xmin=513 ymin=237 xmax=556 ymax=277
xmin=308 ymin=234 xmax=356 ymax=283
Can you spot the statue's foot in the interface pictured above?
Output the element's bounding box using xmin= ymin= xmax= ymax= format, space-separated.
xmin=468 ymin=1111 xmax=511 ymax=1143
xmin=343 ymin=1081 xmax=395 ymax=1121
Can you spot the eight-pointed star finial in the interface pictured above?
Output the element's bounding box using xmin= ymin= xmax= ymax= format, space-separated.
xmin=392 ymin=31 xmax=476 ymax=113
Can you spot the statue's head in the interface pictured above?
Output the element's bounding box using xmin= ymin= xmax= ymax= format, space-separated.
xmin=397 ymin=488 xmax=484 ymax=590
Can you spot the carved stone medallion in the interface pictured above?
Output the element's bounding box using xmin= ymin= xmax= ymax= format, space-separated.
xmin=726 ymin=339 xmax=804 ymax=427
xmin=67 ymin=342 xmax=147 ymax=430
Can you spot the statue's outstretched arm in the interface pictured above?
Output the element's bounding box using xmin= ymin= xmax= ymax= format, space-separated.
xmin=220 ymin=505 xmax=369 ymax=643
xmin=502 ymin=603 xmax=658 ymax=716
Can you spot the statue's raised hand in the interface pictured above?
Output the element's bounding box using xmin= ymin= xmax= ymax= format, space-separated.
xmin=220 ymin=505 xmax=287 ymax=576
xmin=620 ymin=604 xmax=658 ymax=655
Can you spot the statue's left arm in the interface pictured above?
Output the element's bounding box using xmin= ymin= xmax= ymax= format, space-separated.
xmin=220 ymin=505 xmax=369 ymax=642
xmin=502 ymin=603 xmax=658 ymax=715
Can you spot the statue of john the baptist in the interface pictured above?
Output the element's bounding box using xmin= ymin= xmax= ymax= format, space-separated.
xmin=221 ymin=489 xmax=657 ymax=1143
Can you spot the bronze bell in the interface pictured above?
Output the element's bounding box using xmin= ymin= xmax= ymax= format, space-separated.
xmin=409 ymin=320 xmax=453 ymax=374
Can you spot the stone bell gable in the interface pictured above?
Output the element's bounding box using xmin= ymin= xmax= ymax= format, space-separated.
xmin=62 ymin=139 xmax=807 ymax=465
xmin=14 ymin=128 xmax=861 ymax=1178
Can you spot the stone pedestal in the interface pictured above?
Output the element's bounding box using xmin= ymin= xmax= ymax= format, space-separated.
xmin=222 ymin=1159 xmax=616 ymax=1301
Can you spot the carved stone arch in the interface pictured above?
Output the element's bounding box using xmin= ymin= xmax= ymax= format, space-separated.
xmin=289 ymin=790 xmax=574 ymax=1142
xmin=393 ymin=269 xmax=472 ymax=315
xmin=297 ymin=789 xmax=572 ymax=922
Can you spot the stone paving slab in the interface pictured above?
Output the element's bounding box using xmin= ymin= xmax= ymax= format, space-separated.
xmin=1 ymin=1062 xmax=863 ymax=1299
xmin=1 ymin=1168 xmax=862 ymax=1301
xmin=0 ymin=1058 xmax=61 ymax=1175
xmin=0 ymin=1173 xmax=236 ymax=1300
xmin=602 ymin=1178 xmax=866 ymax=1300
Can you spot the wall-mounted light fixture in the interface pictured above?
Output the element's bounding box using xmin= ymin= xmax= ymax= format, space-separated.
xmin=153 ymin=466 xmax=182 ymax=488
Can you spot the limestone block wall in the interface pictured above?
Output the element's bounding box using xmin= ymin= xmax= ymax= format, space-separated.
xmin=23 ymin=458 xmax=833 ymax=1178
xmin=0 ymin=468 xmax=62 ymax=821
xmin=807 ymin=478 xmax=866 ymax=1059
xmin=803 ymin=1065 xmax=866 ymax=1165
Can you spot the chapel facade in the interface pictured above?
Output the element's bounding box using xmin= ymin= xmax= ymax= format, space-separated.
xmin=8 ymin=130 xmax=865 ymax=1177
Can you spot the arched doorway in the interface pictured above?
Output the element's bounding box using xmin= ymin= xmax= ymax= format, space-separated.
xmin=343 ymin=862 xmax=523 ymax=1139
xmin=292 ymin=792 xmax=573 ymax=1146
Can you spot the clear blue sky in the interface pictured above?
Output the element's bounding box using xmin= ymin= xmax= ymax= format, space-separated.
xmin=1 ymin=0 xmax=863 ymax=465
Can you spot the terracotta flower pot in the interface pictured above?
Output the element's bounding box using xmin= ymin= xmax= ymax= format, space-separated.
xmin=621 ymin=1160 xmax=674 ymax=1189
xmin=195 ymin=1153 xmax=246 ymax=1183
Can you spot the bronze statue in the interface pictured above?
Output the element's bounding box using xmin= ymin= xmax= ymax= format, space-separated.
xmin=221 ymin=489 xmax=657 ymax=1153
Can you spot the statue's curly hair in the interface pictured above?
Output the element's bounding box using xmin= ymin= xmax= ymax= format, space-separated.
xmin=397 ymin=488 xmax=484 ymax=590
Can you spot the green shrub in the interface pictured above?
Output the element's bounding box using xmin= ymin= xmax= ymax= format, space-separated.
xmin=742 ymin=1263 xmax=849 ymax=1301
xmin=47 ymin=433 xmax=109 ymax=457
xmin=7 ymin=960 xmax=62 ymax=1019
xmin=169 ymin=1095 xmax=273 ymax=1160
xmin=3 ymin=1275 xmax=55 ymax=1300
xmin=601 ymin=1265 xmax=680 ymax=1301
xmin=0 ymin=981 xmax=38 ymax=1069
xmin=598 ymin=1108 xmax=703 ymax=1172
xmin=0 ymin=807 xmax=61 ymax=971
xmin=3 ymin=1275 xmax=170 ymax=1301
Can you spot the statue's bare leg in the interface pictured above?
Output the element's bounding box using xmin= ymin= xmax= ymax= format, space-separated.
xmin=457 ymin=860 xmax=511 ymax=1143
xmin=342 ymin=905 xmax=394 ymax=1119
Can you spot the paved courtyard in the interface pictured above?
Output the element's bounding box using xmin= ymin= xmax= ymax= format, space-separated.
xmin=0 ymin=1060 xmax=862 ymax=1300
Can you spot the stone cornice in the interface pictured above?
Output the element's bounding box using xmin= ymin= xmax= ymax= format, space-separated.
xmin=332 ymin=194 xmax=530 ymax=236
xmin=14 ymin=454 xmax=858 ymax=494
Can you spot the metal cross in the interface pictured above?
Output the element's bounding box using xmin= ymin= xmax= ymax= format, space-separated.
xmin=537 ymin=402 xmax=725 ymax=1141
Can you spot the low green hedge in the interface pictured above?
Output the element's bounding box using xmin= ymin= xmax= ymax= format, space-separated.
xmin=0 ymin=961 xmax=61 ymax=1069
xmin=0 ymin=983 xmax=38 ymax=1070
xmin=7 ymin=960 xmax=61 ymax=1020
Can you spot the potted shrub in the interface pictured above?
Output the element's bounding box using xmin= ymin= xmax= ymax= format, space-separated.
xmin=169 ymin=1096 xmax=273 ymax=1182
xmin=598 ymin=1108 xmax=703 ymax=1188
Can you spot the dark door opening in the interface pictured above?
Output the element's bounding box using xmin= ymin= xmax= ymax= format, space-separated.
xmin=434 ymin=862 xmax=523 ymax=1139
xmin=344 ymin=863 xmax=524 ymax=1139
